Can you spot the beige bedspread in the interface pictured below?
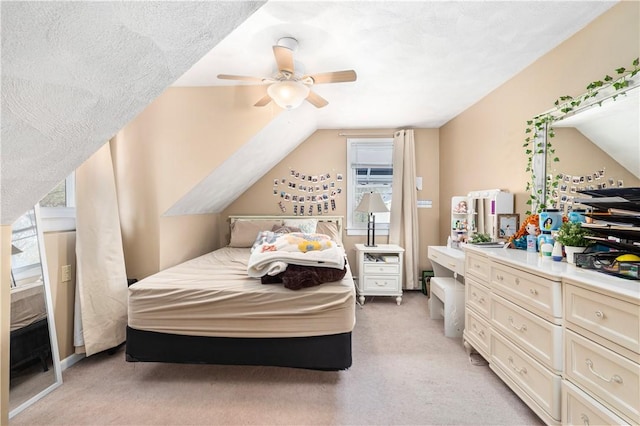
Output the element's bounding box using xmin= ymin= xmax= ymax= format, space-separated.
xmin=128 ymin=247 xmax=356 ymax=338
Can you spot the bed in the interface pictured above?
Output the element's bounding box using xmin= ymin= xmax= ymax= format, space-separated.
xmin=125 ymin=216 xmax=355 ymax=371
xmin=10 ymin=282 xmax=52 ymax=376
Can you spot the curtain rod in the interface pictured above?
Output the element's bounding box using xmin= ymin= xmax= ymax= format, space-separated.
xmin=338 ymin=132 xmax=395 ymax=137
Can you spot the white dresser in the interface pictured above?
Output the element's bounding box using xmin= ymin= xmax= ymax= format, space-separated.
xmin=463 ymin=245 xmax=640 ymax=426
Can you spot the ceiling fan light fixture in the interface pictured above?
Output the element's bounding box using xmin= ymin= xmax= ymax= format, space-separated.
xmin=267 ymin=80 xmax=310 ymax=110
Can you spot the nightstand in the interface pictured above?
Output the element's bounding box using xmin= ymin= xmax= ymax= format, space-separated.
xmin=354 ymin=243 xmax=404 ymax=305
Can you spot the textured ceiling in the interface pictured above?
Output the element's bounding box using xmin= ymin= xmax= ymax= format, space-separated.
xmin=173 ymin=1 xmax=617 ymax=129
xmin=0 ymin=1 xmax=619 ymax=224
xmin=1 ymin=1 xmax=265 ymax=224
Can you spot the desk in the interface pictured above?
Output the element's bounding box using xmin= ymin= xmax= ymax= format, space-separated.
xmin=427 ymin=246 xmax=466 ymax=337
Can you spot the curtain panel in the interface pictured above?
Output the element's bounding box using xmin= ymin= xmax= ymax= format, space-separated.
xmin=389 ymin=129 xmax=420 ymax=290
xmin=75 ymin=142 xmax=128 ymax=356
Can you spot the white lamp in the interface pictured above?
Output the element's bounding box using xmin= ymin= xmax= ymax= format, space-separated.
xmin=267 ymin=80 xmax=310 ymax=110
xmin=356 ymin=192 xmax=389 ymax=247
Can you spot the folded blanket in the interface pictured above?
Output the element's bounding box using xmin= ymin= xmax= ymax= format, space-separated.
xmin=248 ymin=232 xmax=345 ymax=277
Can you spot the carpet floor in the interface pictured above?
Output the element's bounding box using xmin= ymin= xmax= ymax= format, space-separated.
xmin=11 ymin=292 xmax=543 ymax=425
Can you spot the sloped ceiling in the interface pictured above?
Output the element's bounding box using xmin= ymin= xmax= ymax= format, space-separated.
xmin=1 ymin=1 xmax=618 ymax=224
xmin=0 ymin=1 xmax=265 ymax=224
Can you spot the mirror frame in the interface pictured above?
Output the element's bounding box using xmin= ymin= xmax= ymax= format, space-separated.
xmin=527 ymin=59 xmax=640 ymax=214
xmin=9 ymin=204 xmax=62 ymax=419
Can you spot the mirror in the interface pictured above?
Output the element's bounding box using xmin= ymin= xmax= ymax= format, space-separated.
xmin=533 ymin=70 xmax=640 ymax=212
xmin=9 ymin=205 xmax=62 ymax=418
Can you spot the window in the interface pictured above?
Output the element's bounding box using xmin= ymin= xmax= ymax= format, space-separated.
xmin=39 ymin=172 xmax=76 ymax=232
xmin=346 ymin=138 xmax=393 ymax=235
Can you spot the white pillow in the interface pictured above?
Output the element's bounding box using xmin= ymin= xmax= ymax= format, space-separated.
xmin=283 ymin=218 xmax=317 ymax=234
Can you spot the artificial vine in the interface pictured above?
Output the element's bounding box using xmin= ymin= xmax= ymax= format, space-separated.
xmin=524 ymin=57 xmax=640 ymax=214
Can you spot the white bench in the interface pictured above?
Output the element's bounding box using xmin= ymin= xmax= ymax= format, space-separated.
xmin=428 ymin=276 xmax=465 ymax=338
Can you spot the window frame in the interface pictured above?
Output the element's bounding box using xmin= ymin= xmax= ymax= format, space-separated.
xmin=346 ymin=138 xmax=394 ymax=236
xmin=39 ymin=172 xmax=76 ymax=232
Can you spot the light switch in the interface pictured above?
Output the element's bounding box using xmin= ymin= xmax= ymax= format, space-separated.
xmin=61 ymin=265 xmax=71 ymax=282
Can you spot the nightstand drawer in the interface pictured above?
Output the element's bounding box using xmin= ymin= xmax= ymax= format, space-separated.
xmin=363 ymin=275 xmax=400 ymax=292
xmin=363 ymin=263 xmax=399 ymax=275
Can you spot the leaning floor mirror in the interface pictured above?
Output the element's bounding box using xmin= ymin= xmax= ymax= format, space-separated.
xmin=9 ymin=205 xmax=62 ymax=418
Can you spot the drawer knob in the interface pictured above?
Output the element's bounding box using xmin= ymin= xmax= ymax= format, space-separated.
xmin=507 ymin=356 xmax=527 ymax=375
xmin=585 ymin=359 xmax=623 ymax=384
xmin=529 ymin=288 xmax=538 ymax=296
xmin=515 ymin=278 xmax=520 ymax=285
xmin=496 ymin=274 xmax=503 ymax=281
xmin=508 ymin=316 xmax=527 ymax=332
xmin=595 ymin=310 xmax=605 ymax=319
xmin=580 ymin=414 xmax=590 ymax=426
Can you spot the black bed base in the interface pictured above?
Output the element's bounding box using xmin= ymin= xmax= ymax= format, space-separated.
xmin=125 ymin=326 xmax=352 ymax=371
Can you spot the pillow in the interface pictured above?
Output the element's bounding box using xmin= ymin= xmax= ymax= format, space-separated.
xmin=229 ymin=220 xmax=282 ymax=248
xmin=251 ymin=230 xmax=279 ymax=252
xmin=271 ymin=224 xmax=301 ymax=234
xmin=315 ymin=221 xmax=342 ymax=244
xmin=283 ymin=218 xmax=317 ymax=234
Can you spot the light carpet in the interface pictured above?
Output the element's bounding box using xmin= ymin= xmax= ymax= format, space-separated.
xmin=11 ymin=292 xmax=543 ymax=425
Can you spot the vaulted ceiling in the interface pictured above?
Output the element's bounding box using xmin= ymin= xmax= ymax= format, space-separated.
xmin=1 ymin=1 xmax=617 ymax=224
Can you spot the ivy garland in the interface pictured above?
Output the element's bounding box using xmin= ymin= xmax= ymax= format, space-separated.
xmin=523 ymin=57 xmax=640 ymax=214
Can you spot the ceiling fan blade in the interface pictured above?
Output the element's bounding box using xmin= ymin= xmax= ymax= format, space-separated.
xmin=306 ymin=70 xmax=357 ymax=84
xmin=217 ymin=74 xmax=265 ymax=83
xmin=273 ymin=45 xmax=294 ymax=74
xmin=254 ymin=94 xmax=272 ymax=107
xmin=306 ymin=90 xmax=329 ymax=108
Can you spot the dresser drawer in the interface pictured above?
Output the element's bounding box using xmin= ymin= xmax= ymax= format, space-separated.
xmin=565 ymin=330 xmax=640 ymax=424
xmin=466 ymin=252 xmax=490 ymax=282
xmin=362 ymin=275 xmax=400 ymax=293
xmin=492 ymin=264 xmax=562 ymax=320
xmin=363 ymin=263 xmax=399 ymax=275
xmin=562 ymin=380 xmax=630 ymax=426
xmin=491 ymin=332 xmax=561 ymax=420
xmin=466 ymin=276 xmax=491 ymax=319
xmin=465 ymin=308 xmax=491 ymax=359
xmin=492 ymin=294 xmax=563 ymax=372
xmin=565 ymin=284 xmax=640 ymax=355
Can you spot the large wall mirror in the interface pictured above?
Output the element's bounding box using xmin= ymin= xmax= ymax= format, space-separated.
xmin=9 ymin=205 xmax=62 ymax=418
xmin=533 ymin=65 xmax=640 ymax=211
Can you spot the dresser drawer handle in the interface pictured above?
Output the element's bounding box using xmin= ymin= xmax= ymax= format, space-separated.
xmin=508 ymin=316 xmax=527 ymax=332
xmin=508 ymin=356 xmax=527 ymax=375
xmin=471 ymin=323 xmax=485 ymax=338
xmin=515 ymin=278 xmax=520 ymax=285
xmin=580 ymin=414 xmax=590 ymax=426
xmin=585 ymin=359 xmax=623 ymax=384
xmin=471 ymin=292 xmax=485 ymax=304
xmin=529 ymin=288 xmax=538 ymax=296
xmin=595 ymin=310 xmax=605 ymax=319
xmin=496 ymin=274 xmax=504 ymax=281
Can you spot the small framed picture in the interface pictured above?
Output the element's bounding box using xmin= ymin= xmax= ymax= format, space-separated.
xmin=497 ymin=214 xmax=519 ymax=240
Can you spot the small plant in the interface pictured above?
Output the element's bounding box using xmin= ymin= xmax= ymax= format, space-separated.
xmin=555 ymin=222 xmax=593 ymax=247
xmin=470 ymin=233 xmax=491 ymax=244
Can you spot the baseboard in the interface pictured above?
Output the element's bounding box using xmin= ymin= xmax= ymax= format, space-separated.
xmin=60 ymin=352 xmax=85 ymax=371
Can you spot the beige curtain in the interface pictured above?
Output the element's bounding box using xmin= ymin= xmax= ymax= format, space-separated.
xmin=74 ymin=142 xmax=127 ymax=356
xmin=389 ymin=129 xmax=420 ymax=290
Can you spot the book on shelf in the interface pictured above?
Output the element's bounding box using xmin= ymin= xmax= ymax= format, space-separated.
xmin=381 ymin=255 xmax=399 ymax=263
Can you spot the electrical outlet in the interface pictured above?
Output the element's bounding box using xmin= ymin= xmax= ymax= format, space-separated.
xmin=61 ymin=265 xmax=71 ymax=282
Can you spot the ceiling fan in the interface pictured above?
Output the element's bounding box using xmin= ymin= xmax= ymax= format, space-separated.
xmin=217 ymin=37 xmax=357 ymax=110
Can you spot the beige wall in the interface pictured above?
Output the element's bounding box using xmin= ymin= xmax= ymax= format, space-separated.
xmin=438 ymin=2 xmax=640 ymax=243
xmin=221 ymin=128 xmax=441 ymax=276
xmin=112 ymin=86 xmax=279 ymax=280
xmin=43 ymin=231 xmax=77 ymax=360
